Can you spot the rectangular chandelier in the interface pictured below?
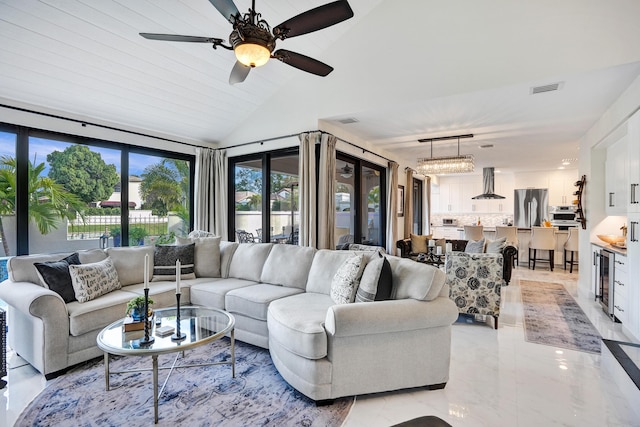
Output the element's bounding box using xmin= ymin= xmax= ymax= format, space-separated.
xmin=416 ymin=155 xmax=475 ymax=174
xmin=416 ymin=133 xmax=475 ymax=175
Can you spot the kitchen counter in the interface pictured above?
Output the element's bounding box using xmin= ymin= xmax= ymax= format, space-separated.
xmin=591 ymin=240 xmax=627 ymax=256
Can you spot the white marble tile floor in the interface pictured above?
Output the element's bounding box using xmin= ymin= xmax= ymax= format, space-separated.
xmin=1 ymin=266 xmax=639 ymax=426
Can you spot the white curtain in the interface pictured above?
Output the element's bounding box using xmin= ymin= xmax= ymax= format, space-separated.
xmin=194 ymin=148 xmax=227 ymax=239
xmin=298 ymin=133 xmax=317 ymax=247
xmin=318 ymin=133 xmax=337 ymax=250
xmin=386 ymin=161 xmax=399 ymax=254
xmin=404 ymin=168 xmax=414 ymax=238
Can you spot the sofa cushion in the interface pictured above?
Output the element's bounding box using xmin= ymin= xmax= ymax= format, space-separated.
xmin=67 ymin=288 xmax=139 ymax=336
xmin=465 ymin=238 xmax=485 ymax=253
xmin=260 ymin=244 xmax=316 ymax=289
xmin=355 ymin=254 xmax=392 ymax=302
xmin=386 ymin=256 xmax=446 ymax=301
xmin=189 ymin=278 xmax=255 ymax=309
xmin=220 ymin=241 xmax=238 ymax=278
xmin=228 ymin=243 xmax=273 ymax=282
xmin=226 ymin=284 xmax=304 ymax=321
xmin=306 ymin=250 xmax=362 ymax=295
xmin=152 ymin=243 xmax=196 ymax=281
xmin=105 ymin=246 xmax=154 ymax=286
xmin=34 ymin=253 xmax=81 ymax=303
xmin=176 ymin=235 xmax=221 ymax=278
xmin=69 ymin=257 xmax=121 ymax=303
xmin=267 ymin=292 xmax=334 ymax=359
xmin=330 ymin=254 xmax=365 ymax=304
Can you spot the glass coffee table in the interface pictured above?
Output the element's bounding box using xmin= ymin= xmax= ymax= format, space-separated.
xmin=97 ymin=306 xmax=235 ymax=424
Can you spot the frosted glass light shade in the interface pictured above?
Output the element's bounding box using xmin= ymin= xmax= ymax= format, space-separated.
xmin=235 ymin=43 xmax=271 ymax=67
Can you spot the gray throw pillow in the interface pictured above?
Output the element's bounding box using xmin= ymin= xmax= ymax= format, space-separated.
xmin=152 ymin=243 xmax=196 ymax=281
xmin=485 ymin=237 xmax=507 ymax=253
xmin=465 ymin=238 xmax=485 ymax=254
xmin=176 ymin=236 xmax=221 ymax=278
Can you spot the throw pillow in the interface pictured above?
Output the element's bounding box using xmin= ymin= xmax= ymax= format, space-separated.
xmin=330 ymin=254 xmax=365 ymax=304
xmin=34 ymin=253 xmax=81 ymax=303
xmin=485 ymin=237 xmax=507 ymax=254
xmin=176 ymin=236 xmax=221 ymax=278
xmin=152 ymin=243 xmax=196 ymax=281
xmin=69 ymin=257 xmax=121 ymax=303
xmin=410 ymin=233 xmax=431 ymax=254
xmin=355 ymin=253 xmax=393 ymax=302
xmin=465 ymin=238 xmax=485 ymax=254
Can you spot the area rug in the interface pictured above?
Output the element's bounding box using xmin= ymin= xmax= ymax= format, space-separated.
xmin=520 ymin=280 xmax=602 ymax=354
xmin=16 ymin=338 xmax=353 ymax=426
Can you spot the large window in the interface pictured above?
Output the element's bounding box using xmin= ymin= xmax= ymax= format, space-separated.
xmin=413 ymin=178 xmax=423 ymax=235
xmin=0 ymin=129 xmax=17 ymax=258
xmin=229 ymin=149 xmax=299 ymax=244
xmin=335 ymin=154 xmax=386 ymax=247
xmin=0 ymin=123 xmax=194 ymax=256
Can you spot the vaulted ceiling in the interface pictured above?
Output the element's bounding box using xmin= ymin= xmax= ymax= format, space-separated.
xmin=2 ymin=0 xmax=640 ymax=173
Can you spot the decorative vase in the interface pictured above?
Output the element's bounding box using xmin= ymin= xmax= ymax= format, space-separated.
xmin=130 ymin=307 xmax=144 ymax=322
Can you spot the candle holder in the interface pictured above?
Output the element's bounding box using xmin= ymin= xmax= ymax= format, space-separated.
xmin=171 ymin=292 xmax=186 ymax=341
xmin=139 ymin=288 xmax=155 ymax=346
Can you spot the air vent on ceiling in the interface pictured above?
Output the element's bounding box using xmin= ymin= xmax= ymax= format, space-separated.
xmin=338 ymin=117 xmax=359 ymax=124
xmin=480 ymin=144 xmax=494 ymax=148
xmin=531 ymin=82 xmax=562 ymax=95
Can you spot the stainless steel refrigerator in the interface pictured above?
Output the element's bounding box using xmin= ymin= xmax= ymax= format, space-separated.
xmin=514 ymin=188 xmax=549 ymax=228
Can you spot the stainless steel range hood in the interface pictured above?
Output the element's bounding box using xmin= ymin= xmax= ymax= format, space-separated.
xmin=472 ymin=167 xmax=505 ymax=199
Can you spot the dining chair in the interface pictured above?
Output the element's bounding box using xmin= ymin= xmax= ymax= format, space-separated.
xmin=528 ymin=226 xmax=557 ymax=271
xmin=495 ymin=226 xmax=519 ymax=265
xmin=464 ymin=225 xmax=484 ymax=241
xmin=563 ymin=227 xmax=579 ymax=273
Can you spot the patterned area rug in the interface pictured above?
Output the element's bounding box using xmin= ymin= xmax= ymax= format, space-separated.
xmin=520 ymin=280 xmax=602 ymax=354
xmin=16 ymin=338 xmax=353 ymax=426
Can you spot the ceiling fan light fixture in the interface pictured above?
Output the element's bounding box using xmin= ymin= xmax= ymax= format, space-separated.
xmin=235 ymin=42 xmax=271 ymax=67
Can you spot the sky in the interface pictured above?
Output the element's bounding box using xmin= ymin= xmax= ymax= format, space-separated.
xmin=0 ymin=130 xmax=162 ymax=176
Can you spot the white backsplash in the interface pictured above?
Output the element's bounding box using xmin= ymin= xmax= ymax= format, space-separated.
xmin=431 ymin=213 xmax=514 ymax=228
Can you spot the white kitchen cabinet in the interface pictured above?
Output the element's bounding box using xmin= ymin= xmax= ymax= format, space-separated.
xmin=591 ymin=244 xmax=601 ymax=298
xmin=624 ymin=213 xmax=640 ymax=341
xmin=605 ymin=136 xmax=628 ymax=215
xmin=461 ymin=176 xmax=487 ymax=213
xmin=613 ymin=254 xmax=628 ymax=325
xmin=627 ymin=110 xmax=640 ymax=212
xmin=436 ymin=180 xmax=462 ymax=213
xmin=548 ymin=169 xmax=579 ymax=206
xmin=494 ymin=173 xmax=514 ymax=214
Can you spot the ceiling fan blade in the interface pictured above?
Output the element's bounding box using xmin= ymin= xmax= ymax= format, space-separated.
xmin=273 ymin=0 xmax=354 ymax=39
xmin=208 ymin=0 xmax=241 ymax=23
xmin=229 ymin=61 xmax=251 ymax=85
xmin=140 ymin=33 xmax=221 ymax=43
xmin=272 ymin=49 xmax=333 ymax=77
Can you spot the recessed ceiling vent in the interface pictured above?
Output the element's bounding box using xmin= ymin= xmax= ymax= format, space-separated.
xmin=338 ymin=117 xmax=359 ymax=124
xmin=531 ymin=82 xmax=562 ymax=95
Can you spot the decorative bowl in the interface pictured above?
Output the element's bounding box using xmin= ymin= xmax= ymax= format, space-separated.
xmin=597 ymin=234 xmax=626 ymax=245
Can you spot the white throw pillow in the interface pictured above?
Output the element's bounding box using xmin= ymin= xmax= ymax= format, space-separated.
xmin=485 ymin=237 xmax=507 ymax=253
xmin=330 ymin=254 xmax=365 ymax=304
xmin=176 ymin=236 xmax=221 ymax=278
xmin=69 ymin=257 xmax=121 ymax=303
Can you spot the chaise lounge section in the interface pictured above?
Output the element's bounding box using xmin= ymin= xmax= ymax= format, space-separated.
xmin=0 ymin=240 xmax=458 ymax=402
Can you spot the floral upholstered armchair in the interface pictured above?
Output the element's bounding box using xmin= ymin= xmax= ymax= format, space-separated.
xmin=445 ymin=252 xmax=503 ymax=329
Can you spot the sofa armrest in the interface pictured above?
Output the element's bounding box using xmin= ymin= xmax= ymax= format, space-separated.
xmin=324 ymin=297 xmax=458 ymax=338
xmin=501 ymin=245 xmax=517 ymax=285
xmin=396 ymin=239 xmax=412 ymax=257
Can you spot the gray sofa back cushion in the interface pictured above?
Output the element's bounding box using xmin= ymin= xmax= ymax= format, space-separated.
xmin=228 ymin=243 xmax=274 ymax=282
xmin=105 ymin=246 xmax=154 ymax=286
xmin=8 ymin=249 xmax=107 ymax=285
xmin=260 ymin=244 xmax=316 ymax=289
xmin=386 ymin=256 xmax=446 ymax=301
xmin=220 ymin=241 xmax=238 ymax=278
xmin=306 ymin=250 xmax=360 ymax=295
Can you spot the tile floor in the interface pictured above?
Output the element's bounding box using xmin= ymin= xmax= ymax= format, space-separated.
xmin=1 ymin=266 xmax=639 ymax=427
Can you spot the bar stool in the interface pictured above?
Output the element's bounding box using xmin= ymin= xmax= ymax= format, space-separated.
xmin=564 ymin=227 xmax=579 ymax=273
xmin=528 ymin=226 xmax=557 ymax=271
xmin=464 ymin=225 xmax=484 ymax=241
xmin=495 ymin=226 xmax=519 ymax=266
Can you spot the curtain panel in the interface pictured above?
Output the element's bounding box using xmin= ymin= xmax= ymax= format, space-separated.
xmin=298 ymin=133 xmax=317 ymax=247
xmin=317 ymin=134 xmax=337 ymax=250
xmin=404 ymin=168 xmax=414 ymax=238
xmin=194 ymin=148 xmax=227 ymax=240
xmin=386 ymin=161 xmax=399 ymax=254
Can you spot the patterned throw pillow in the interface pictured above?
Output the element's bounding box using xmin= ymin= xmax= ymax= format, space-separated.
xmin=465 ymin=238 xmax=485 ymax=253
xmin=69 ymin=257 xmax=121 ymax=303
xmin=330 ymin=254 xmax=365 ymax=304
xmin=152 ymin=243 xmax=196 ymax=281
xmin=34 ymin=253 xmax=81 ymax=303
xmin=355 ymin=254 xmax=393 ymax=302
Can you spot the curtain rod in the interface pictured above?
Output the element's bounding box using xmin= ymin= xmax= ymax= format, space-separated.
xmin=0 ymin=103 xmax=204 ymax=148
xmin=222 ymin=130 xmax=393 ymax=163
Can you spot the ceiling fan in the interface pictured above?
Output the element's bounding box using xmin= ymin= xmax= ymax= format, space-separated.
xmin=140 ymin=0 xmax=354 ymax=84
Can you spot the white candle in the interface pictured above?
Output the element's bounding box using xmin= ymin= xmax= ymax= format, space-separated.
xmin=176 ymin=259 xmax=181 ymax=293
xmin=436 ymin=246 xmax=442 ymax=255
xmin=144 ymin=254 xmax=149 ymax=289
xmin=428 ymin=239 xmax=435 ymax=247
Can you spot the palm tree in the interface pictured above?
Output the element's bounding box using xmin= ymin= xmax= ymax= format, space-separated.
xmin=0 ymin=156 xmax=85 ymax=256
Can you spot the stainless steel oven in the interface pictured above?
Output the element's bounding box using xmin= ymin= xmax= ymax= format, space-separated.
xmin=549 ymin=206 xmax=578 ymax=229
xmin=597 ymin=249 xmax=615 ymax=320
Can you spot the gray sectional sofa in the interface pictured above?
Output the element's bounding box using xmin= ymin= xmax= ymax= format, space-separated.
xmin=0 ymin=240 xmax=458 ymax=402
